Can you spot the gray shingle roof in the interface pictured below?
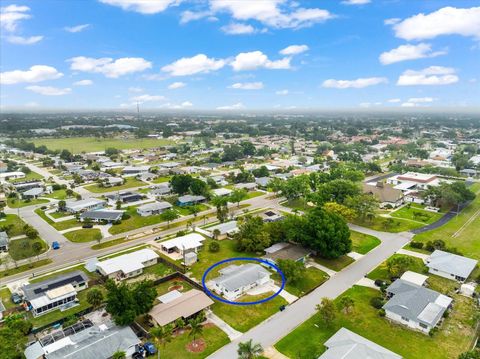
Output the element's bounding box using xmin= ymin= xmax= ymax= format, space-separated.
xmin=213 ymin=263 xmax=270 ymax=292
xmin=426 ymin=250 xmax=478 ymax=279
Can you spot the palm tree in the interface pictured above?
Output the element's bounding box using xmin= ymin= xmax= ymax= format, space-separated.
xmin=188 ymin=316 xmax=204 ymax=348
xmin=237 ymin=339 xmax=264 ymax=359
xmin=151 ymin=324 xmax=174 ymax=348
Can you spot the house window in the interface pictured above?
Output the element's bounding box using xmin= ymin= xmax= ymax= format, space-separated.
xmin=419 ymin=323 xmax=428 ymax=329
xmin=401 ymin=316 xmax=409 ymax=322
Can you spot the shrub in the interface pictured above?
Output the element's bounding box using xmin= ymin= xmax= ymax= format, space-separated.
xmin=410 ymin=241 xmax=424 ymax=249
xmin=378 ymin=309 xmax=386 ymax=317
xmin=370 ymin=297 xmax=384 ymax=309
xmin=121 ymin=213 xmax=130 ymax=220
xmin=209 ymin=241 xmax=220 ymax=252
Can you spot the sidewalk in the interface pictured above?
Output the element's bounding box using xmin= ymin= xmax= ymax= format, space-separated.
xmin=206 ymin=310 xmax=242 ymax=340
xmin=396 ymin=248 xmax=429 ymax=261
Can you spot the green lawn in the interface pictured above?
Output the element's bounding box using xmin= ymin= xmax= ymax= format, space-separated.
xmin=350 ymin=231 xmax=381 ymax=254
xmin=281 ymin=198 xmax=313 ymax=212
xmin=154 ymin=278 xmax=194 ymax=296
xmin=64 ymin=228 xmax=102 ymax=243
xmin=0 ymin=259 xmax=52 ymax=278
xmin=352 ymin=215 xmax=424 ymax=232
xmin=0 ymin=287 xmax=16 ymax=309
xmin=0 ymin=214 xmax=28 ymax=236
xmin=314 ymin=255 xmax=355 ymax=271
xmin=31 ymin=137 xmax=175 ymax=153
xmin=44 ymin=189 xmax=77 ymax=200
xmin=391 ymin=204 xmax=444 ymax=224
xmin=275 ymin=285 xmax=478 ymax=359
xmin=142 ymin=261 xmax=174 ymax=279
xmin=108 ymin=206 xmax=168 ymax=235
xmin=157 ymin=324 xmax=230 ymax=359
xmin=84 ymin=177 xmax=147 ymax=193
xmin=9 ymin=237 xmax=48 ymax=260
xmin=413 ymin=184 xmax=480 ymax=260
xmin=151 ymin=176 xmax=171 ymax=184
xmin=212 ymin=292 xmax=287 ymax=332
xmin=367 ymin=254 xmax=427 ymax=281
xmin=49 ymin=210 xmax=73 ymax=219
xmin=274 ymin=267 xmax=329 ymax=297
xmin=7 ymin=197 xmax=49 ymax=208
xmin=8 ymin=170 xmax=44 ymax=183
xmin=174 ymin=204 xmax=210 ymax=216
xmin=245 ymin=191 xmax=264 ymax=199
xmin=35 ymin=208 xmax=80 ymax=231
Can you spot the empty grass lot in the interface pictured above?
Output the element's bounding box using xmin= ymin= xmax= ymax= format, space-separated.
xmin=212 ymin=292 xmax=287 ymax=332
xmin=7 ymin=197 xmax=49 ymax=208
xmin=314 ymin=255 xmax=355 ymax=272
xmin=84 ymin=177 xmax=147 ymax=193
xmin=350 ymin=231 xmax=381 ymax=254
xmin=275 ymin=285 xmax=478 ymax=359
xmin=8 ymin=237 xmax=48 ymax=260
xmin=352 ymin=215 xmax=424 ymax=232
xmin=274 ymin=266 xmax=329 ymax=297
xmin=31 ymin=137 xmax=174 ymax=153
xmin=413 ymin=183 xmax=480 ymax=260
xmin=64 ymin=228 xmax=102 ymax=243
xmin=0 ymin=214 xmax=28 ymax=237
xmin=390 ymin=204 xmax=444 ymax=225
xmin=108 ymin=206 xmax=168 ymax=235
xmin=367 ymin=254 xmax=427 ymax=281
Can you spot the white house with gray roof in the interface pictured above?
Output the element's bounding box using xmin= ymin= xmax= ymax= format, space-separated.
xmin=211 ymin=263 xmax=271 ymax=300
xmin=425 ymin=250 xmax=478 ymax=282
xmin=319 ymin=327 xmax=402 ymax=359
xmin=383 ymin=279 xmax=452 ymax=334
xmin=136 ymin=201 xmax=172 ymax=216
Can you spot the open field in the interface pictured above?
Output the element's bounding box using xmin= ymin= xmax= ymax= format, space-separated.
xmin=350 ymin=230 xmax=381 ymax=254
xmin=274 ymin=266 xmax=329 ymax=297
xmin=7 ymin=197 xmax=49 ymax=208
xmin=367 ymin=254 xmax=426 ymax=281
xmin=31 ymin=137 xmax=175 ymax=153
xmin=9 ymin=237 xmax=48 ymax=260
xmin=391 ymin=204 xmax=444 ymax=224
xmin=275 ymin=285 xmax=478 ymax=359
xmin=84 ymin=177 xmax=147 ymax=193
xmin=314 ymin=255 xmax=355 ymax=271
xmin=352 ymin=215 xmax=424 ymax=232
xmin=64 ymin=228 xmax=102 ymax=243
xmin=108 ymin=206 xmax=168 ymax=235
xmin=0 ymin=214 xmax=28 ymax=237
xmin=212 ymin=292 xmax=287 ymax=332
xmin=413 ymin=183 xmax=480 ymax=260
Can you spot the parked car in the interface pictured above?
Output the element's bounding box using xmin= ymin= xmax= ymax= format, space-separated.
xmin=52 ymin=241 xmax=60 ymax=250
xmin=11 ymin=293 xmax=22 ymax=304
xmin=144 ymin=342 xmax=157 ymax=356
xmin=82 ymin=223 xmax=93 ymax=229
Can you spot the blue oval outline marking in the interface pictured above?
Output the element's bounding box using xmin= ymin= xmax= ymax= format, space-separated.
xmin=201 ymin=257 xmax=286 ymax=306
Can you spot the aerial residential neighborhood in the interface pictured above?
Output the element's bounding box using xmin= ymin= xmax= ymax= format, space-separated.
xmin=0 ymin=1 xmax=479 ymax=359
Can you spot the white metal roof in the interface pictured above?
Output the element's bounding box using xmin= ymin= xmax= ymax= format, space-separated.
xmin=96 ymin=248 xmax=158 ymax=275
xmin=400 ymin=271 xmax=428 ymax=287
xmin=160 ymin=233 xmax=206 ymax=250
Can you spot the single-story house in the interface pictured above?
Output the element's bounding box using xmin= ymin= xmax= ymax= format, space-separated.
xmin=205 ymin=221 xmax=238 ymax=239
xmin=122 ymin=165 xmax=150 ymax=175
xmin=319 ymin=327 xmax=402 ymax=359
xmin=137 ymin=201 xmax=172 ymax=216
xmin=80 ymin=209 xmax=124 ymax=223
xmin=149 ymin=184 xmax=172 ymax=198
xmin=0 ymin=231 xmax=9 ymax=252
xmin=103 ymin=176 xmax=124 ymax=187
xmin=21 ymin=187 xmax=45 ymax=199
xmin=255 ymin=177 xmax=272 ymax=188
xmin=177 ymin=195 xmax=206 ymax=207
xmin=362 ymin=182 xmax=404 ymax=208
xmin=12 ymin=181 xmax=42 ymax=192
xmin=106 ymin=191 xmax=143 ymax=205
xmin=64 ymin=198 xmax=106 ymax=213
xmin=263 ymin=242 xmax=311 ymax=264
xmin=149 ymin=289 xmax=214 ymax=327
xmin=0 ymin=171 xmax=25 ymax=182
xmin=234 ymin=182 xmax=257 ymax=191
xmin=383 ymin=279 xmax=452 ymax=334
xmin=160 ymin=233 xmax=206 ymax=257
xmin=211 ymin=187 xmax=232 ymax=197
xmin=259 ymin=209 xmax=283 ymax=222
xmin=96 ymin=248 xmax=159 ymax=280
xmin=24 ymin=323 xmax=141 ymax=359
xmin=211 ymin=263 xmax=271 ymax=300
xmin=22 ymin=271 xmax=88 ymax=317
xmin=426 ymin=250 xmax=478 ymax=282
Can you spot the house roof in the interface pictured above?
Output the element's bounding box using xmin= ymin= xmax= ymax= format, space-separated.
xmin=177 ymin=195 xmax=206 ymax=203
xmin=96 ymin=248 xmax=159 ymax=275
xmin=427 ymin=250 xmax=477 ymax=279
xmin=383 ymin=279 xmax=452 ymax=327
xmin=319 ymin=327 xmax=402 ymax=359
xmin=0 ymin=231 xmax=9 ymax=246
xmin=80 ymin=209 xmax=123 ymax=221
xmin=149 ymin=289 xmax=214 ymax=326
xmin=65 ymin=198 xmax=105 ymax=211
xmin=23 ymin=187 xmax=44 ymax=196
xmin=137 ymin=201 xmax=172 ymax=212
xmin=160 ymin=233 xmax=206 ymax=251
xmin=400 ymin=271 xmax=428 ymax=287
xmin=263 ymin=243 xmax=311 ymax=262
xmin=211 ymin=188 xmax=232 ymax=196
xmin=362 ymin=183 xmax=404 ymax=203
xmin=207 ymin=221 xmax=238 ymax=235
xmin=212 ymin=263 xmax=271 ymax=292
xmin=22 ymin=270 xmax=88 ymax=301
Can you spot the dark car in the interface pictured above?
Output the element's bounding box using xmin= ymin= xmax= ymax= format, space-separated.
xmin=82 ymin=223 xmax=93 ymax=229
xmin=144 ymin=342 xmax=157 ymax=356
xmin=11 ymin=293 xmax=22 ymax=304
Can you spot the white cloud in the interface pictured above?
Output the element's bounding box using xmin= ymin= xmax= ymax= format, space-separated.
xmin=64 ymin=24 xmax=90 ymax=33
xmin=99 ymin=0 xmax=182 ymax=14
xmin=209 ymin=0 xmax=334 ymax=29
xmin=131 ymin=94 xmax=166 ymax=103
xmin=276 ymin=89 xmax=289 ymax=95
xmin=387 ymin=98 xmax=401 ymax=103
xmin=0 ymin=4 xmax=31 ymax=32
xmin=322 ymin=77 xmax=388 ymax=89
xmin=230 ymin=51 xmax=291 ymax=71
xmin=384 ymin=18 xmax=400 ymax=25
xmin=5 ymin=35 xmax=43 ymax=45
xmin=342 ymin=0 xmax=371 ymax=5
xmin=0 ymin=65 xmax=63 ymax=85
xmin=221 ymin=23 xmax=256 ymax=35
xmin=168 ymin=81 xmax=186 ymax=89
xmin=159 ymin=101 xmax=193 ymax=109
xmin=229 ymin=82 xmax=264 ymax=90
xmin=73 ymin=79 xmax=93 ymax=86
xmin=407 ymin=97 xmax=435 ymax=103
xmin=68 ymin=56 xmax=152 ymax=78
xmin=180 ymin=10 xmax=214 ymax=24
xmin=216 ymin=102 xmax=245 ymax=110
xmin=162 ymin=54 xmax=225 ymax=76
xmin=392 ymin=6 xmax=480 ymax=40
xmin=397 ymin=66 xmax=458 ymax=86
xmin=379 ymin=43 xmax=447 ymax=65
xmin=279 ymin=44 xmax=309 ymax=55
xmin=26 ymin=85 xmax=71 ymax=96
xmin=128 ymin=86 xmax=143 ymax=92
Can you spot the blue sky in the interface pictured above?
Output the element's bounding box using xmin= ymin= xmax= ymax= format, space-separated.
xmin=0 ymin=0 xmax=479 ymax=111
